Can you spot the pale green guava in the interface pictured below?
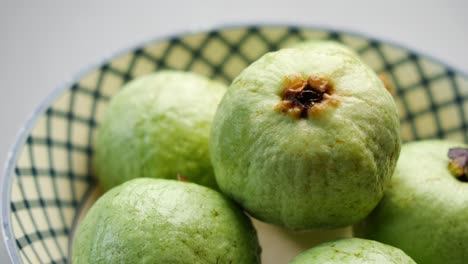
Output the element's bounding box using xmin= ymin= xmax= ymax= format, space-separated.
xmin=95 ymin=70 xmax=226 ymax=190
xmin=355 ymin=140 xmax=468 ymax=264
xmin=72 ymin=178 xmax=261 ymax=263
xmin=289 ymin=238 xmax=416 ymax=264
xmin=210 ymin=41 xmax=401 ymax=229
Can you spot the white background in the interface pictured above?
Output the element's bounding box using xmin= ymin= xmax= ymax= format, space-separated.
xmin=1 ymin=0 xmax=467 ymax=262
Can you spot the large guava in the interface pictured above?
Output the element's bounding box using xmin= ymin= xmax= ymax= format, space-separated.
xmin=210 ymin=41 xmax=401 ymax=229
xmin=95 ymin=70 xmax=226 ymax=190
xmin=72 ymin=178 xmax=261 ymax=263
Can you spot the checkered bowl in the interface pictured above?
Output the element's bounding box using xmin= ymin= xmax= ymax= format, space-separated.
xmin=2 ymin=25 xmax=467 ymax=264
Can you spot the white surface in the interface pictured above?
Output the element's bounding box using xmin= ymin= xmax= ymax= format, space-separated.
xmin=0 ymin=0 xmax=467 ymax=262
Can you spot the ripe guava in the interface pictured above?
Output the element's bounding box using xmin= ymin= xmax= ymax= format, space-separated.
xmin=355 ymin=140 xmax=468 ymax=264
xmin=210 ymin=41 xmax=401 ymax=229
xmin=72 ymin=178 xmax=261 ymax=263
xmin=95 ymin=70 xmax=226 ymax=190
xmin=289 ymin=238 xmax=416 ymax=263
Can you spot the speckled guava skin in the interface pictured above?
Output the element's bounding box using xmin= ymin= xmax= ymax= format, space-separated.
xmin=210 ymin=42 xmax=401 ymax=229
xmin=355 ymin=140 xmax=468 ymax=264
xmin=95 ymin=71 xmax=226 ymax=190
xmin=289 ymin=238 xmax=416 ymax=264
xmin=72 ymin=178 xmax=261 ymax=264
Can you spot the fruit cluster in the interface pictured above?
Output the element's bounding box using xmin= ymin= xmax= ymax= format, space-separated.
xmin=73 ymin=41 xmax=468 ymax=264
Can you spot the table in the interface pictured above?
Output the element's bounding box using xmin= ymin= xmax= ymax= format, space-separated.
xmin=1 ymin=0 xmax=467 ymax=262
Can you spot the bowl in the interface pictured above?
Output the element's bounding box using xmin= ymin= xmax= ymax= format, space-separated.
xmin=2 ymin=24 xmax=467 ymax=264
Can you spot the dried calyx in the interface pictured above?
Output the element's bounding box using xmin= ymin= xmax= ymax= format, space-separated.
xmin=176 ymin=174 xmax=190 ymax=182
xmin=448 ymin=147 xmax=468 ymax=182
xmin=276 ymin=75 xmax=337 ymax=119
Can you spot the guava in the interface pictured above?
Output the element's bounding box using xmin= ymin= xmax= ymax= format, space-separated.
xmin=355 ymin=139 xmax=468 ymax=264
xmin=289 ymin=238 xmax=416 ymax=263
xmin=95 ymin=70 xmax=226 ymax=190
xmin=210 ymin=41 xmax=401 ymax=229
xmin=72 ymin=178 xmax=261 ymax=263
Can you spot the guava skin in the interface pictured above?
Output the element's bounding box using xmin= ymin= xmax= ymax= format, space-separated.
xmin=72 ymin=178 xmax=261 ymax=264
xmin=210 ymin=42 xmax=401 ymax=230
xmin=355 ymin=140 xmax=468 ymax=264
xmin=95 ymin=71 xmax=226 ymax=190
xmin=289 ymin=238 xmax=416 ymax=264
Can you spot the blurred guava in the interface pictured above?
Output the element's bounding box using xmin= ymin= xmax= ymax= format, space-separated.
xmin=210 ymin=41 xmax=401 ymax=229
xmin=95 ymin=70 xmax=226 ymax=190
xmin=289 ymin=238 xmax=416 ymax=263
xmin=73 ymin=178 xmax=261 ymax=263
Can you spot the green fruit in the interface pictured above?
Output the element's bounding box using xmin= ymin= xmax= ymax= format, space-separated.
xmin=95 ymin=70 xmax=226 ymax=190
xmin=289 ymin=238 xmax=416 ymax=264
xmin=210 ymin=41 xmax=401 ymax=229
xmin=72 ymin=178 xmax=261 ymax=264
xmin=355 ymin=140 xmax=468 ymax=264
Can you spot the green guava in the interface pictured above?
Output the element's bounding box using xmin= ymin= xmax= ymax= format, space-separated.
xmin=289 ymin=238 xmax=416 ymax=263
xmin=355 ymin=139 xmax=468 ymax=264
xmin=95 ymin=70 xmax=226 ymax=190
xmin=72 ymin=178 xmax=261 ymax=263
xmin=210 ymin=41 xmax=401 ymax=229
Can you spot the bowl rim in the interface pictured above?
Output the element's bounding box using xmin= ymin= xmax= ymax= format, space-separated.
xmin=2 ymin=22 xmax=467 ymax=263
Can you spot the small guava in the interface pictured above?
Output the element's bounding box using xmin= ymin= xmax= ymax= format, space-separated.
xmin=210 ymin=41 xmax=401 ymax=229
xmin=95 ymin=70 xmax=226 ymax=190
xmin=355 ymin=140 xmax=468 ymax=264
xmin=289 ymin=238 xmax=416 ymax=264
xmin=72 ymin=178 xmax=261 ymax=264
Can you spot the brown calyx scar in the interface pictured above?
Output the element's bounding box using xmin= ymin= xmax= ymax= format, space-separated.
xmin=448 ymin=148 xmax=468 ymax=182
xmin=275 ymin=75 xmax=339 ymax=119
xmin=177 ymin=174 xmax=190 ymax=182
